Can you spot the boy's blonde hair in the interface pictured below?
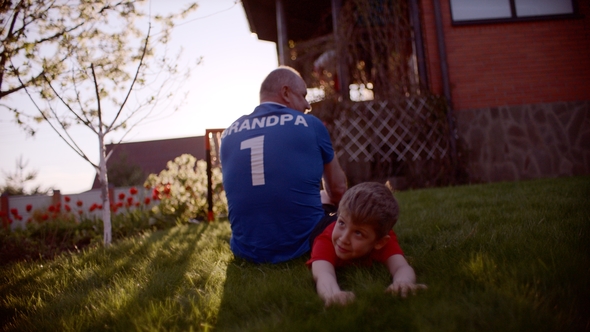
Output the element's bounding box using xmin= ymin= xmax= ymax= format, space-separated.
xmin=338 ymin=182 xmax=399 ymax=238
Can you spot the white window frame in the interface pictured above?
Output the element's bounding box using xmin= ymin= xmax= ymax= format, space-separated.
xmin=450 ymin=0 xmax=577 ymax=25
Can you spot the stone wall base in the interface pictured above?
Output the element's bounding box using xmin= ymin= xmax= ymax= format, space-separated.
xmin=455 ymin=100 xmax=590 ymax=183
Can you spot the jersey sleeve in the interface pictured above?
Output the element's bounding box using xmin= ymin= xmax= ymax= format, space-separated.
xmin=371 ymin=230 xmax=404 ymax=263
xmin=309 ymin=115 xmax=334 ymax=164
xmin=306 ymin=223 xmax=337 ymax=268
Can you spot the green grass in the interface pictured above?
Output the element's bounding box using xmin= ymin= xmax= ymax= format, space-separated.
xmin=1 ymin=176 xmax=589 ymax=331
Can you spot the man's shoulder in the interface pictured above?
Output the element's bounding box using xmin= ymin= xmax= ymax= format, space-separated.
xmin=222 ymin=106 xmax=324 ymax=140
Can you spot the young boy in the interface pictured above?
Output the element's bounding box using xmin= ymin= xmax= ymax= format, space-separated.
xmin=307 ymin=182 xmax=426 ymax=306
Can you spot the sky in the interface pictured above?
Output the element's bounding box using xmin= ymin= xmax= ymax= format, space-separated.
xmin=0 ymin=0 xmax=279 ymax=195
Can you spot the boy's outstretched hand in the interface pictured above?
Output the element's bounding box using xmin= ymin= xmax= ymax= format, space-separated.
xmin=386 ymin=280 xmax=428 ymax=298
xmin=312 ymin=260 xmax=357 ymax=307
xmin=386 ymin=255 xmax=427 ymax=298
xmin=324 ymin=290 xmax=356 ymax=306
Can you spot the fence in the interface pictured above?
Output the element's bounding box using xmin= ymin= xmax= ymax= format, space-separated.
xmin=1 ymin=95 xmax=456 ymax=229
xmin=1 ymin=186 xmax=155 ymax=230
xmin=319 ymin=95 xmax=455 ymax=187
xmin=205 ymin=129 xmax=224 ymax=221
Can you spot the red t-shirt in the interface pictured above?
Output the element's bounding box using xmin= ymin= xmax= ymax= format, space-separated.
xmin=306 ymin=221 xmax=404 ymax=268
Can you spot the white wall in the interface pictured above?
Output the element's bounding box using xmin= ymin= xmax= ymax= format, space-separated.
xmin=2 ymin=186 xmax=156 ymax=230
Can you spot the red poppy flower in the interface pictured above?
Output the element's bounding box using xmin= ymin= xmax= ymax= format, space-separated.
xmin=152 ymin=188 xmax=160 ymax=200
xmin=41 ymin=214 xmax=49 ymax=221
xmin=48 ymin=205 xmax=56 ymax=213
xmin=144 ymin=197 xmax=151 ymax=205
xmin=65 ymin=205 xmax=72 ymax=212
xmin=16 ymin=215 xmax=22 ymax=221
xmin=26 ymin=204 xmax=33 ymax=212
xmin=118 ymin=192 xmax=126 ymax=200
xmin=97 ymin=204 xmax=103 ymax=210
xmin=78 ymin=210 xmax=83 ymax=215
xmin=127 ymin=197 xmax=133 ymax=204
xmin=64 ymin=196 xmax=71 ymax=202
xmin=76 ymin=200 xmax=83 ymax=207
xmin=129 ymin=187 xmax=138 ymax=195
xmin=10 ymin=208 xmax=18 ymax=216
xmin=135 ymin=202 xmax=140 ymax=207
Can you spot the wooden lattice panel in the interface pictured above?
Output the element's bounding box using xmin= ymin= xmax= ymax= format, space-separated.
xmin=332 ymin=97 xmax=449 ymax=163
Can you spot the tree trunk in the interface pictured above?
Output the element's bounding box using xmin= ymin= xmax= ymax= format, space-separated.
xmin=98 ymin=133 xmax=112 ymax=246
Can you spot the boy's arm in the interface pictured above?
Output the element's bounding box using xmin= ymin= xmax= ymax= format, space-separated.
xmin=311 ymin=260 xmax=355 ymax=306
xmin=385 ymin=254 xmax=427 ymax=298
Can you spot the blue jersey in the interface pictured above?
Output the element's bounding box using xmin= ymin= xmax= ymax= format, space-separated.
xmin=220 ymin=103 xmax=335 ymax=263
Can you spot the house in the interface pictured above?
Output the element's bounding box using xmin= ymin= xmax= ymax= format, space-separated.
xmin=91 ymin=136 xmax=206 ymax=189
xmin=240 ymin=0 xmax=590 ymax=184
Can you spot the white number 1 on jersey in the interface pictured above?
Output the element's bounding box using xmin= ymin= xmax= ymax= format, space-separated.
xmin=240 ymin=135 xmax=265 ymax=186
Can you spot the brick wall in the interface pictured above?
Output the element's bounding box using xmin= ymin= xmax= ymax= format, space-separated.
xmin=420 ymin=0 xmax=590 ymax=111
xmin=417 ymin=0 xmax=590 ymax=183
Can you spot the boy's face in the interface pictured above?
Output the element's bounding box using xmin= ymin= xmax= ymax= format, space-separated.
xmin=331 ymin=212 xmax=388 ymax=261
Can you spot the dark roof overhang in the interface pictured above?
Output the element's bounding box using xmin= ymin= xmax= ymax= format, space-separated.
xmin=241 ymin=0 xmax=333 ymax=44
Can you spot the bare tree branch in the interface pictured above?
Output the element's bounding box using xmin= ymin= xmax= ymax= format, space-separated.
xmin=106 ymin=24 xmax=151 ymax=133
xmin=16 ymin=74 xmax=98 ymax=170
xmin=42 ymin=73 xmax=98 ymax=134
xmin=90 ymin=63 xmax=104 ymax=134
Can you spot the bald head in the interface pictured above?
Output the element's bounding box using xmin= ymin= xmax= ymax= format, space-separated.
xmin=260 ymin=67 xmax=302 ymax=97
xmin=259 ymin=66 xmax=310 ymax=112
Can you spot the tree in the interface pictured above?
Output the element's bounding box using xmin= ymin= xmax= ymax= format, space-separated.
xmin=1 ymin=155 xmax=49 ymax=195
xmin=0 ymin=2 xmax=130 ymax=132
xmin=10 ymin=0 xmax=198 ymax=245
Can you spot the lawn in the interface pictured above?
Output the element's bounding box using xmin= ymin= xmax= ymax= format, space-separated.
xmin=1 ymin=176 xmax=589 ymax=331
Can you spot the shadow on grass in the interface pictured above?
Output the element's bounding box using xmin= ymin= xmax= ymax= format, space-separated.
xmin=214 ymin=177 xmax=590 ymax=332
xmin=1 ymin=224 xmax=209 ymax=331
xmin=214 ymin=255 xmax=427 ymax=332
xmin=215 ymin=256 xmax=319 ymax=332
xmin=81 ymin=225 xmax=207 ymax=331
xmin=2 ymin=177 xmax=589 ymax=331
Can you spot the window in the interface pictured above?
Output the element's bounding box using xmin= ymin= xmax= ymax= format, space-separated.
xmin=450 ymin=0 xmax=575 ymax=24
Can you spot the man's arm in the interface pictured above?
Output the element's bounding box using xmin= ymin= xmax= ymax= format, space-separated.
xmin=322 ymin=155 xmax=347 ymax=206
xmin=385 ymin=254 xmax=427 ymax=298
xmin=311 ymin=260 xmax=355 ymax=306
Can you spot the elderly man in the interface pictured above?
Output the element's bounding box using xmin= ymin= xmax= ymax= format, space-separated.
xmin=220 ymin=66 xmax=347 ymax=263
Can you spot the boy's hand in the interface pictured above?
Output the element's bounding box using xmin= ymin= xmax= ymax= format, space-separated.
xmin=324 ymin=290 xmax=355 ymax=306
xmin=385 ymin=255 xmax=426 ymax=298
xmin=312 ymin=261 xmax=356 ymax=307
xmin=386 ymin=280 xmax=427 ymax=298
